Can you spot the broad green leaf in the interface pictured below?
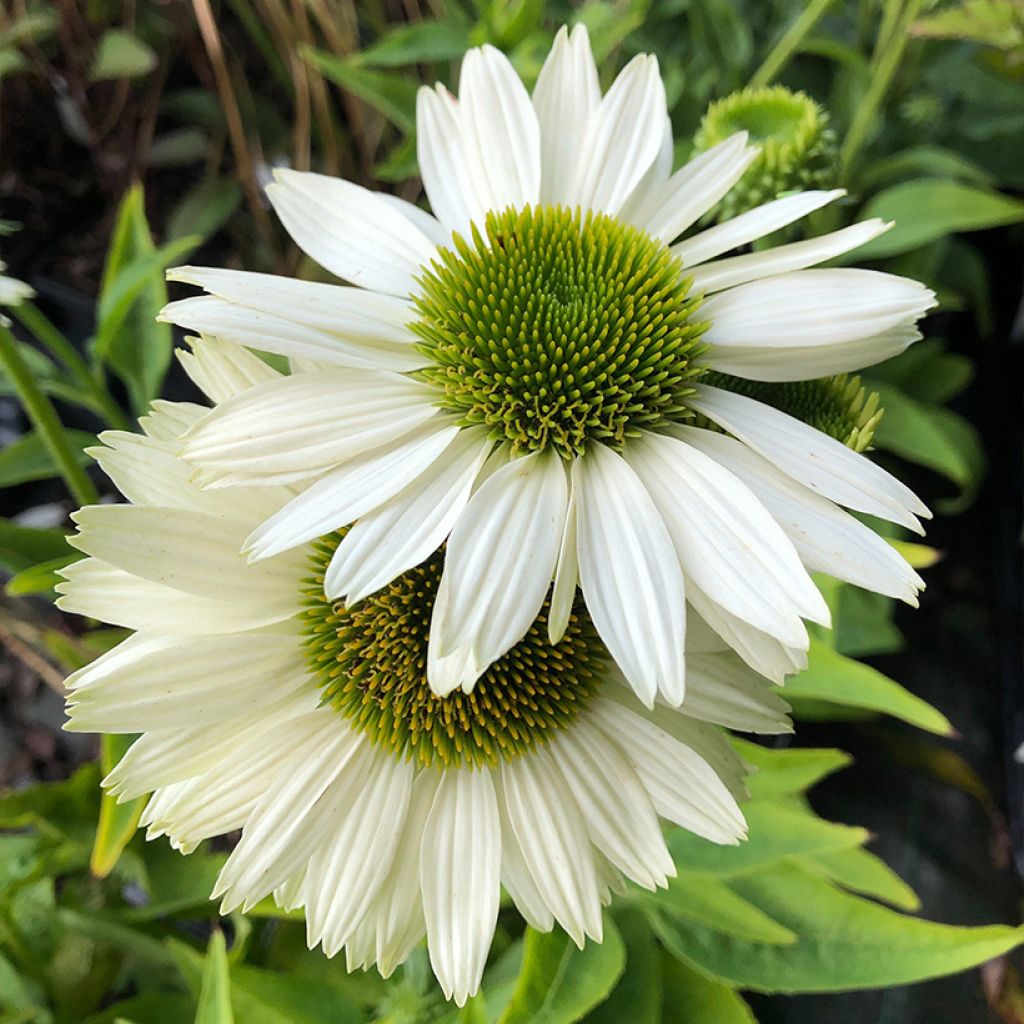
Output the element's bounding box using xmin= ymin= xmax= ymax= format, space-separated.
xmin=0 ymin=517 xmax=69 ymax=574
xmin=123 ymin=843 xmax=227 ymax=921
xmin=146 ymin=128 xmax=209 ymax=167
xmin=831 ymin=586 xmax=903 ymax=657
xmin=90 ymin=30 xmax=157 ymax=81
xmin=868 ymin=339 xmax=974 ymax=405
xmin=644 ymin=874 xmax=797 ymax=945
xmin=912 ymin=0 xmax=1024 ymax=51
xmin=303 ymin=49 xmax=417 ymax=132
xmin=59 ymin=909 xmax=176 ymax=969
xmin=585 ymin=909 xmax=660 ymax=1024
xmin=667 ymin=801 xmax=867 ymax=877
xmin=656 ymin=862 xmax=1024 ymax=993
xmin=354 ymin=21 xmax=470 ymax=66
xmin=498 ymin=919 xmax=625 ymax=1024
xmin=90 ymin=735 xmax=146 ymax=879
xmin=857 ymin=179 xmax=1024 ymax=258
xmin=0 ymin=429 xmax=95 ymax=486
xmin=659 ymin=954 xmax=755 ymax=1023
xmin=167 ymin=178 xmax=242 ymax=245
xmin=732 ymin=742 xmax=851 ymax=800
xmin=797 ymin=846 xmax=920 ymax=911
xmin=859 ymin=145 xmax=993 ymax=191
xmin=0 ymin=9 xmax=58 ymax=48
xmin=82 ymin=993 xmax=194 ymax=1024
xmin=195 ymin=930 xmax=233 ymax=1024
xmin=784 ymin=637 xmax=953 ymax=735
xmin=5 ymin=553 xmax=79 ymax=596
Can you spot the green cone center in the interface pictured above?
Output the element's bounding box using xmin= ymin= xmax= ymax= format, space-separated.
xmin=411 ymin=205 xmax=708 ymax=459
xmin=301 ymin=535 xmax=605 ymax=768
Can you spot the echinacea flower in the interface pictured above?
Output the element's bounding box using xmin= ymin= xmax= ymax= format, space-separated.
xmin=58 ymin=336 xmax=791 ymax=1005
xmin=160 ymin=25 xmax=932 ymax=708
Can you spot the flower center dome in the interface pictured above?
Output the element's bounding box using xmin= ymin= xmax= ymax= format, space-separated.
xmin=411 ymin=205 xmax=708 ymax=459
xmin=302 ymin=534 xmax=605 ymax=767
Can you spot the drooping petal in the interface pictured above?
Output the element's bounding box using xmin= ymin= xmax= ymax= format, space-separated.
xmin=420 ymin=769 xmax=501 ymax=1006
xmin=681 ymin=652 xmax=792 ymax=734
xmin=267 ymin=169 xmax=436 ymax=296
xmin=416 ymin=84 xmax=477 ymax=236
xmin=573 ymin=442 xmax=687 ymax=707
xmin=625 ymin=430 xmax=828 ymax=647
xmin=547 ymin=474 xmax=578 ymax=645
xmin=689 ymin=383 xmax=930 ymax=532
xmin=532 ymin=24 xmax=600 ymax=205
xmin=429 ymin=449 xmax=568 ymax=691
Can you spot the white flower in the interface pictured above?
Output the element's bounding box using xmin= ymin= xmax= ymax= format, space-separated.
xmin=0 ymin=260 xmax=34 ymax=326
xmin=58 ymin=336 xmax=790 ymax=1005
xmin=160 ymin=25 xmax=932 ymax=707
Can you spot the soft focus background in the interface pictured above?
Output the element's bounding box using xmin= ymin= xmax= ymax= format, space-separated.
xmin=1 ymin=1 xmax=1023 ymax=1022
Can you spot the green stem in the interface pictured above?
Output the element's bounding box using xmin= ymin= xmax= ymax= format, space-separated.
xmin=12 ymin=301 xmax=132 ymax=431
xmin=0 ymin=323 xmax=99 ymax=506
xmin=839 ymin=0 xmax=924 ymax=181
xmin=749 ymin=0 xmax=839 ymax=88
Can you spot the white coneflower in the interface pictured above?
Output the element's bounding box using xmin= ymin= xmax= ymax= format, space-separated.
xmin=0 ymin=261 xmax=34 ymax=325
xmin=160 ymin=25 xmax=931 ymax=706
xmin=58 ymin=336 xmax=789 ymax=1005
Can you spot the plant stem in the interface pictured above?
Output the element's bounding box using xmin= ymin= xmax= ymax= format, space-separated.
xmin=749 ymin=0 xmax=839 ymax=88
xmin=0 ymin=322 xmax=99 ymax=506
xmin=13 ymin=301 xmax=132 ymax=431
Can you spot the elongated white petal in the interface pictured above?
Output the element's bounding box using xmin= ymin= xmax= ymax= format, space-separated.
xmin=162 ymin=271 xmax=424 ymax=373
xmin=430 ymin=449 xmax=568 ymax=690
xmin=498 ymin=798 xmax=555 ymax=932
xmin=617 ymin=114 xmax=673 ymax=220
xmin=56 ymin=558 xmax=293 ymax=635
xmin=672 ymin=189 xmax=845 ymax=267
xmin=688 ymin=219 xmax=891 ymax=294
xmin=245 ymin=421 xmax=460 ymax=560
xmin=547 ymin=474 xmax=578 ymax=645
xmin=139 ymin=399 xmax=206 ymax=441
xmin=67 ymin=506 xmax=303 ymax=613
xmin=421 ymin=769 xmax=501 ymax=1006
xmin=376 ymin=192 xmax=452 ymax=248
xmin=502 ymin=746 xmax=603 ymax=946
xmin=570 ymin=54 xmax=666 ymax=215
xmin=267 ymin=170 xmax=436 ymax=296
xmin=677 ymin=426 xmax=924 ymax=604
xmin=416 ymin=85 xmax=477 ymax=236
xmin=533 ymin=24 xmax=600 ymax=205
xmin=688 ymin=590 xmax=807 ymax=684
xmin=626 ymin=133 xmax=757 ymax=242
xmin=626 ymin=431 xmax=828 ymax=646
xmin=326 ymin=428 xmax=492 ymax=604
xmin=683 ymin=652 xmax=792 ymax=733
xmin=548 ymin=719 xmax=673 ymax=890
xmin=65 ymin=632 xmax=308 ymax=732
xmin=213 ymin=721 xmax=364 ymax=912
xmin=690 ymin=384 xmax=930 ymax=531
xmin=176 ymin=335 xmax=280 ymax=404
xmin=573 ymin=443 xmax=686 ymax=707
xmin=182 ymin=370 xmax=438 ymax=486
xmin=458 ymin=45 xmax=541 ymax=215
xmin=589 ymin=700 xmax=746 ymax=844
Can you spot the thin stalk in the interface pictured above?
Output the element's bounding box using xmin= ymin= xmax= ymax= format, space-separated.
xmin=749 ymin=0 xmax=839 ymax=88
xmin=13 ymin=302 xmax=131 ymax=431
xmin=0 ymin=323 xmax=99 ymax=505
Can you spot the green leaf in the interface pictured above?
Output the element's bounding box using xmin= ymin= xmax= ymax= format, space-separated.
xmin=784 ymin=636 xmax=953 ymax=735
xmin=302 ymin=49 xmax=417 ymax=132
xmin=89 ymin=30 xmax=157 ymax=81
xmin=0 ymin=517 xmax=69 ymax=574
xmin=82 ymin=993 xmax=194 ymax=1024
xmin=733 ymin=742 xmax=852 ymax=800
xmin=585 ymin=909 xmax=660 ymax=1024
xmin=797 ymin=846 xmax=920 ymax=911
xmin=656 ymin=862 xmax=1024 ymax=993
xmin=859 ymin=145 xmax=994 ymax=191
xmin=857 ymin=179 xmax=1024 ymax=259
xmin=644 ymin=874 xmax=797 ymax=945
xmin=167 ymin=178 xmax=242 ymax=246
xmin=0 ymin=429 xmax=95 ymax=486
xmin=90 ymin=735 xmax=146 ymax=879
xmin=831 ymin=586 xmax=903 ymax=657
xmin=659 ymin=954 xmax=755 ymax=1023
xmin=667 ymin=801 xmax=867 ymax=877
xmin=354 ymin=21 xmax=470 ymax=66
xmin=5 ymin=553 xmax=79 ymax=596
xmin=498 ymin=919 xmax=625 ymax=1024
xmin=195 ymin=930 xmax=233 ymax=1024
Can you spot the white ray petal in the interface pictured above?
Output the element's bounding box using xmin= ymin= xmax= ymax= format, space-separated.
xmin=626 ymin=430 xmax=828 ymax=645
xmin=569 ymin=54 xmax=666 ymax=216
xmin=498 ymin=796 xmax=555 ymax=932
xmin=176 ymin=334 xmax=280 ymax=404
xmin=681 ymin=652 xmax=792 ymax=733
xmin=430 ymin=449 xmax=568 ymax=691
xmin=572 ymin=443 xmax=686 ymax=707
xmin=547 ymin=472 xmax=578 ymax=645
xmin=421 ymin=769 xmax=501 ymax=1006
xmin=690 ymin=383 xmax=930 ymax=532
xmin=416 ymin=84 xmax=477 ymax=236
xmin=139 ymin=399 xmax=206 ymax=441
xmin=267 ymin=170 xmax=436 ymax=296
xmin=532 ymin=24 xmax=600 ymax=205
xmin=501 ymin=746 xmax=603 ymax=946
xmin=376 ymin=192 xmax=452 ymax=248
xmin=326 ymin=428 xmax=492 ymax=604
xmin=245 ymin=421 xmax=460 ymax=560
